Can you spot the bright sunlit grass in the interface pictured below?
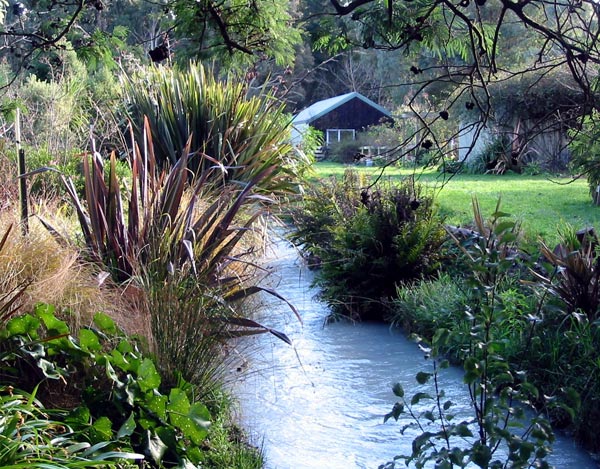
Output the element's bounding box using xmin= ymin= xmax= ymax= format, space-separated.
xmin=311 ymin=162 xmax=599 ymax=245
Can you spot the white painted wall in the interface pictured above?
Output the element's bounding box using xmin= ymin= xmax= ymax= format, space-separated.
xmin=458 ymin=121 xmax=493 ymax=162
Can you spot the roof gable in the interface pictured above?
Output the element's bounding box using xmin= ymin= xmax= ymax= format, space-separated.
xmin=292 ymin=92 xmax=392 ymax=125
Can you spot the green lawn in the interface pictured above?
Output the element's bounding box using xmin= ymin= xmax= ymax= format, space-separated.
xmin=311 ymin=162 xmax=600 ymax=245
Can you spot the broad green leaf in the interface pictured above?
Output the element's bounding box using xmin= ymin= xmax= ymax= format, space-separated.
xmin=471 ymin=442 xmax=492 ymax=467
xmin=6 ymin=314 xmax=39 ymax=337
xmin=383 ymin=402 xmax=404 ymax=423
xmin=491 ymin=210 xmax=511 ymax=219
xmin=79 ymin=328 xmax=102 ymax=352
xmin=415 ymin=371 xmax=432 ymax=384
xmin=67 ymin=406 xmax=91 ymax=425
xmin=93 ymin=312 xmax=117 ymax=335
xmin=167 ymin=389 xmax=209 ymax=444
xmin=167 ymin=387 xmax=190 ymax=416
xmin=117 ymin=412 xmax=137 ymax=439
xmin=392 ymin=383 xmax=404 ymax=398
xmin=453 ymin=423 xmax=473 ymax=437
xmin=118 ymin=339 xmax=134 ymax=354
xmin=189 ymin=402 xmax=211 ymax=430
xmin=35 ymin=304 xmax=69 ymax=335
xmin=144 ymin=431 xmax=168 ymax=465
xmin=146 ymin=392 xmax=168 ymax=421
xmin=464 ymin=357 xmax=481 ymax=380
xmin=38 ymin=358 xmax=62 ymax=379
xmin=494 ymin=372 xmax=514 ymax=386
xmin=110 ymin=349 xmax=130 ymax=372
xmin=411 ymin=392 xmax=433 ymax=405
xmin=138 ymin=358 xmax=161 ymax=392
xmin=499 ymin=232 xmax=517 ymax=244
xmin=493 ymin=220 xmax=515 ymax=235
xmin=90 ymin=416 xmax=113 ymax=443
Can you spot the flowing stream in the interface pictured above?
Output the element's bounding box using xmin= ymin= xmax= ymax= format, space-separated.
xmin=232 ymin=237 xmax=598 ymax=469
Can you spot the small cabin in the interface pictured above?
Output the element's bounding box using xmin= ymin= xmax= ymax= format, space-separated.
xmin=291 ymin=92 xmax=393 ymax=147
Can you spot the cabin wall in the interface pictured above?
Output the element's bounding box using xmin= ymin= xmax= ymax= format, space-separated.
xmin=310 ymin=98 xmax=390 ymax=131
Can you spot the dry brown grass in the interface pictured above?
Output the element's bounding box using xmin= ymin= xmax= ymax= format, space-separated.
xmin=0 ymin=204 xmax=149 ymax=336
xmin=0 ymin=150 xmax=18 ymax=214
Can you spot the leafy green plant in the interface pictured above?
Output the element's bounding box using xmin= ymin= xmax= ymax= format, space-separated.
xmin=288 ymin=169 xmax=365 ymax=262
xmin=383 ymin=199 xmax=557 ymax=468
xmin=391 ymin=273 xmax=468 ymax=343
xmin=382 ymin=352 xmax=554 ymax=469
xmin=0 ymin=306 xmax=220 ymax=468
xmin=121 ymin=63 xmax=309 ymax=193
xmin=296 ymin=126 xmax=323 ymax=162
xmin=38 ymin=119 xmax=276 ymax=285
xmin=0 ymin=385 xmax=142 ymax=468
xmin=34 ymin=121 xmax=297 ymax=389
xmin=466 ymin=136 xmax=512 ymax=175
xmin=522 ymin=223 xmax=600 ymax=450
xmin=569 ymin=111 xmax=600 ymax=204
xmin=530 ymin=224 xmax=600 ymax=322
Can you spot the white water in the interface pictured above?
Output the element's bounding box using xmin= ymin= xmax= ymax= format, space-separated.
xmin=232 ymin=237 xmax=598 ymax=469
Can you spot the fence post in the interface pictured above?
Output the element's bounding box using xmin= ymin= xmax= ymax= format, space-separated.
xmin=16 ymin=108 xmax=28 ymax=235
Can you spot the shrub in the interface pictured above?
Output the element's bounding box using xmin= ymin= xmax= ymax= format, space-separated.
xmin=525 ymin=223 xmax=600 ymax=450
xmin=291 ymin=170 xmax=447 ymax=320
xmin=41 ymin=124 xmax=295 ymax=389
xmin=322 ymin=139 xmax=360 ymax=164
xmin=569 ymin=111 xmax=600 ymax=203
xmin=465 ymin=135 xmax=511 ymax=174
xmin=0 ymin=386 xmax=141 ymax=468
xmin=531 ymin=224 xmax=600 ymax=323
xmin=383 ymin=199 xmax=556 ymax=468
xmin=288 ymin=170 xmax=365 ymax=262
xmin=524 ymin=313 xmax=599 ymax=449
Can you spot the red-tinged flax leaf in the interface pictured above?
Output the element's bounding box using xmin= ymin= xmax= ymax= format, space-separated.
xmin=224 ymin=285 xmax=302 ymax=325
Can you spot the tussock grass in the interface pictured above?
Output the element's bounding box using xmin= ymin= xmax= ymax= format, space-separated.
xmin=0 ymin=206 xmax=139 ymax=333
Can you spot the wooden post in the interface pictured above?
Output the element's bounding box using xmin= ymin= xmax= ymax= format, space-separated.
xmin=16 ymin=108 xmax=28 ymax=235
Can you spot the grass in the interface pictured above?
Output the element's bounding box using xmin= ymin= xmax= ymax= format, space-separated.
xmin=0 ymin=207 xmax=137 ymax=333
xmin=311 ymin=162 xmax=599 ymax=245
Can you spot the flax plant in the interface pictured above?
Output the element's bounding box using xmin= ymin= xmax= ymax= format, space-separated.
xmin=43 ymin=116 xmax=296 ymax=385
xmin=121 ymin=63 xmax=311 ymax=194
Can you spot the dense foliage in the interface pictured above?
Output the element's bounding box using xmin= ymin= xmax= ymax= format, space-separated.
xmin=387 ymin=201 xmax=600 ymax=456
xmin=290 ymin=169 xmax=446 ymax=320
xmin=570 ymin=112 xmax=600 ymax=204
xmin=121 ymin=64 xmax=310 ymax=190
xmin=0 ymin=306 xmax=262 ymax=467
xmin=0 ymin=55 xmax=304 ymax=468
